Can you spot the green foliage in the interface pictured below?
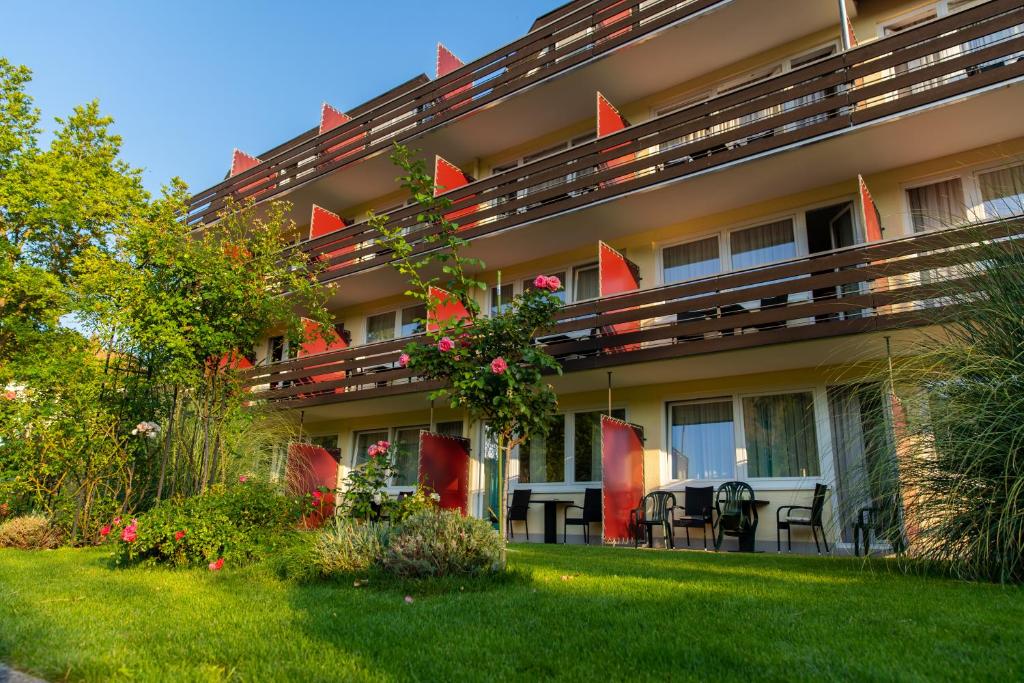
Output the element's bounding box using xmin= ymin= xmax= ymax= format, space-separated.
xmin=382 ymin=510 xmax=503 ymax=578
xmin=338 ymin=440 xmax=398 ymax=521
xmin=0 ymin=513 xmax=62 ymax=549
xmin=879 ymin=224 xmax=1024 ymax=583
xmin=390 ymin=485 xmax=440 ymax=524
xmin=111 ymin=482 xmax=302 ymax=568
xmin=311 ymin=517 xmax=390 ymax=577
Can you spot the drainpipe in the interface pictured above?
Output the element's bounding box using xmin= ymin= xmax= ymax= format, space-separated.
xmin=838 ymin=0 xmax=852 ymax=52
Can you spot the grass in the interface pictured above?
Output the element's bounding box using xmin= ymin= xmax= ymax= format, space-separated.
xmin=1 ymin=545 xmax=1022 ymax=682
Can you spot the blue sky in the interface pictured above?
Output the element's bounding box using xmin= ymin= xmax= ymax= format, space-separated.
xmin=1 ymin=0 xmax=557 ymax=195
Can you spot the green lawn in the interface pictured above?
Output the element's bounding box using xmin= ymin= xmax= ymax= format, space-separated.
xmin=1 ymin=545 xmax=1022 ymax=682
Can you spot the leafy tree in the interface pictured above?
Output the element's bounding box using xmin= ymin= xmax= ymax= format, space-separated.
xmin=375 ymin=145 xmax=562 ymax=565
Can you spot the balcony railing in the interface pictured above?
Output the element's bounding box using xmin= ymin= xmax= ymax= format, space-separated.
xmin=293 ymin=0 xmax=1024 ymax=283
xmin=240 ymin=219 xmax=1022 ymax=408
xmin=187 ymin=0 xmax=728 ymax=225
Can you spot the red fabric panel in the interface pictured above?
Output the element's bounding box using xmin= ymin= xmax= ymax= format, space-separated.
xmin=847 ymin=16 xmax=858 ymax=48
xmin=418 ymin=431 xmax=470 ymax=515
xmin=598 ymin=241 xmax=641 ymax=352
xmin=287 ymin=443 xmax=339 ymax=528
xmin=426 ymin=286 xmax=470 ymax=333
xmin=596 ymin=92 xmax=634 ymax=186
xmin=295 ymin=317 xmax=348 ymax=394
xmin=859 ymin=175 xmax=883 ymax=242
xmin=213 ymin=350 xmax=253 ymax=373
xmin=601 ymin=416 xmax=645 ymax=543
xmin=230 ymin=149 xmax=275 ymax=197
xmin=437 ymin=43 xmax=471 ymax=105
xmin=434 ymin=155 xmax=478 ymax=230
xmin=309 ymin=205 xmax=354 ymax=271
xmin=598 ymin=1 xmax=632 ymax=44
xmin=319 ymin=102 xmax=365 ymax=164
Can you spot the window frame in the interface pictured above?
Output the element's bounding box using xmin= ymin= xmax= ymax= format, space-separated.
xmin=362 ymin=302 xmax=427 ymax=345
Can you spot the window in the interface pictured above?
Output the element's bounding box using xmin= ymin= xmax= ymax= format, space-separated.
xmin=978 ymin=164 xmax=1024 ymax=219
xmin=393 ymin=426 xmax=426 ymax=487
xmin=907 ymin=178 xmax=967 ymax=232
xmin=268 ymin=335 xmax=296 ymax=363
xmin=400 ymin=304 xmax=426 ymax=337
xmin=366 ymin=311 xmax=396 ymax=344
xmin=663 ymin=236 xmax=721 ymax=284
xmin=436 ymin=421 xmax=464 ymax=438
xmin=742 ymin=392 xmax=820 ymax=478
xmin=573 ymin=409 xmax=625 ymax=482
xmin=519 ymin=416 xmax=565 ymax=483
xmin=669 ymin=400 xmax=735 ymax=480
xmin=489 ymin=283 xmax=514 ymax=316
xmin=309 ymin=434 xmax=339 ymax=450
xmin=730 ymin=219 xmax=797 ymax=270
xmin=572 ymin=262 xmax=600 ymax=301
xmin=352 ymin=429 xmax=389 ymax=468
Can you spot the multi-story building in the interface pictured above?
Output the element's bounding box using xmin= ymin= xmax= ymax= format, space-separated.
xmin=194 ymin=0 xmax=1024 ymax=551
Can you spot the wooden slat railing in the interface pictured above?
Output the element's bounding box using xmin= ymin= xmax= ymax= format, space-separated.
xmin=290 ymin=0 xmax=1024 ymax=283
xmin=187 ymin=0 xmax=728 ymax=225
xmin=241 ymin=219 xmax=1023 ymax=408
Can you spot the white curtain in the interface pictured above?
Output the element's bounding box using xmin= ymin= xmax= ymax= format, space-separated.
xmin=669 ymin=401 xmax=735 ymax=479
xmin=742 ymin=392 xmax=820 ymax=478
xmin=393 ymin=427 xmax=424 ymax=487
xmin=663 ymin=236 xmax=720 ymax=284
xmin=979 ymin=164 xmax=1024 ymax=219
xmin=907 ymin=179 xmax=966 ymax=232
xmin=730 ymin=219 xmax=796 ymax=270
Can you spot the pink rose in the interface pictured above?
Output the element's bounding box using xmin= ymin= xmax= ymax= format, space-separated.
xmin=490 ymin=357 xmax=508 ymax=375
xmin=99 ymin=525 xmax=111 ymax=537
xmin=238 ymin=475 xmax=248 ymax=483
xmin=174 ymin=530 xmax=186 ymax=541
xmin=533 ymin=275 xmax=550 ymax=289
xmin=209 ymin=558 xmax=224 ymax=571
xmin=367 ymin=444 xmax=380 ymax=457
xmin=404 ymin=595 xmax=414 ymax=604
xmin=545 ymin=275 xmax=562 ymax=292
xmin=2 ymin=391 xmax=15 ymax=400
xmin=376 ymin=440 xmax=390 ymax=451
xmin=121 ymin=526 xmax=137 ymax=543
xmin=398 ymin=353 xmax=410 ymax=367
xmin=437 ymin=337 xmax=455 ymax=352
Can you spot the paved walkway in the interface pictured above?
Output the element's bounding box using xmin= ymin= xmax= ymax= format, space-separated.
xmin=0 ymin=665 xmax=46 ymax=683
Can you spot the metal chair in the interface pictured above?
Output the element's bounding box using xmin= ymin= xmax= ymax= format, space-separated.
xmin=564 ymin=488 xmax=602 ymax=544
xmin=671 ymin=486 xmax=714 ymax=550
xmin=629 ymin=491 xmax=676 ymax=549
xmin=506 ymin=489 xmax=532 ymax=541
xmin=777 ymin=483 xmax=830 ymax=554
xmin=713 ymin=481 xmax=758 ymax=551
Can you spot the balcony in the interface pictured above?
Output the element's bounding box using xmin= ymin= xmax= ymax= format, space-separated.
xmin=289 ymin=0 xmax=1024 ymax=307
xmin=186 ymin=0 xmax=850 ymax=226
xmin=241 ymin=219 xmax=1019 ymax=412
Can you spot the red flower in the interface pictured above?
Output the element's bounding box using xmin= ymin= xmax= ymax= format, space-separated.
xmin=209 ymin=558 xmax=224 ymax=571
xmin=238 ymin=475 xmax=249 ymax=483
xmin=121 ymin=527 xmax=137 ymax=543
xmin=490 ymin=357 xmax=508 ymax=375
xmin=376 ymin=440 xmax=390 ymax=451
xmin=112 ymin=516 xmax=122 ymax=526
xmin=398 ymin=353 xmax=410 ymax=367
xmin=533 ymin=274 xmax=550 ymax=290
xmin=312 ymin=491 xmax=324 ymax=506
xmin=174 ymin=530 xmax=186 ymax=541
xmin=99 ymin=525 xmax=111 ymax=537
xmin=437 ymin=337 xmax=455 ymax=353
xmin=367 ymin=444 xmax=380 ymax=458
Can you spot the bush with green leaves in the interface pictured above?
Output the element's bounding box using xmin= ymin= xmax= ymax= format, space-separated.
xmin=111 ymin=482 xmax=303 ymax=568
xmin=383 ymin=510 xmax=502 ymax=579
xmin=0 ymin=513 xmax=62 ymax=549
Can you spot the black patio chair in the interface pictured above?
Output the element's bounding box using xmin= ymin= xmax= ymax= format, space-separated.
xmin=777 ymin=483 xmax=830 ymax=554
xmin=507 ymin=489 xmax=532 ymax=541
xmin=671 ymin=486 xmax=714 ymax=550
xmin=629 ymin=491 xmax=676 ymax=549
xmin=563 ymin=488 xmax=602 ymax=544
xmin=713 ymin=481 xmax=758 ymax=551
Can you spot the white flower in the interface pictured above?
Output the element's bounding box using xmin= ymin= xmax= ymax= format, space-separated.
xmin=429 ymin=492 xmax=441 ymax=502
xmin=133 ymin=421 xmax=161 ymax=439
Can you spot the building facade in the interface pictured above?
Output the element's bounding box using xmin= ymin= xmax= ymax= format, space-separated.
xmin=194 ymin=0 xmax=1024 ymax=550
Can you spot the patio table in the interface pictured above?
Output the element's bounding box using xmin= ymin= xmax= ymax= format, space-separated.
xmin=530 ymin=499 xmax=575 ymax=544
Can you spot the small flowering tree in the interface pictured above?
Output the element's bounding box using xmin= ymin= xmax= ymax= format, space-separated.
xmin=375 ymin=145 xmax=563 ymax=565
xmin=340 ymin=440 xmax=398 ymax=521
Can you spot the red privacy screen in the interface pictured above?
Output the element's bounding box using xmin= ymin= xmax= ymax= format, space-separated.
xmin=426 ymin=286 xmax=470 ymax=333
xmin=419 ymin=431 xmax=471 ymax=515
xmin=286 ymin=443 xmax=340 ymax=528
xmin=601 ymin=415 xmax=645 ymax=543
xmin=598 ymin=241 xmax=641 ymax=353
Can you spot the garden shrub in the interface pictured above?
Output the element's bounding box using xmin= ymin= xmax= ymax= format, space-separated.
xmin=0 ymin=513 xmax=62 ymax=549
xmin=383 ymin=510 xmax=502 ymax=578
xmin=111 ymin=482 xmax=304 ymax=568
xmin=312 ymin=517 xmax=390 ymax=576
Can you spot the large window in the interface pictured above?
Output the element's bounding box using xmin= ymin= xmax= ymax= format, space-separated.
xmin=573 ymin=409 xmax=626 ymax=482
xmin=365 ymin=312 xmax=396 ymax=344
xmin=352 ymin=429 xmax=389 ymax=468
xmin=730 ymin=219 xmax=797 ymax=270
xmin=907 ymin=178 xmax=967 ymax=232
xmin=742 ymin=392 xmax=820 ymax=478
xmin=519 ymin=416 xmax=565 ymax=483
xmin=669 ymin=400 xmax=735 ymax=480
xmin=663 ymin=236 xmax=721 ymax=284
xmin=978 ymin=164 xmax=1024 ymax=219
xmin=393 ymin=426 xmax=426 ymax=487
xmin=572 ymin=262 xmax=600 ymax=301
xmin=366 ymin=304 xmax=426 ymax=344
